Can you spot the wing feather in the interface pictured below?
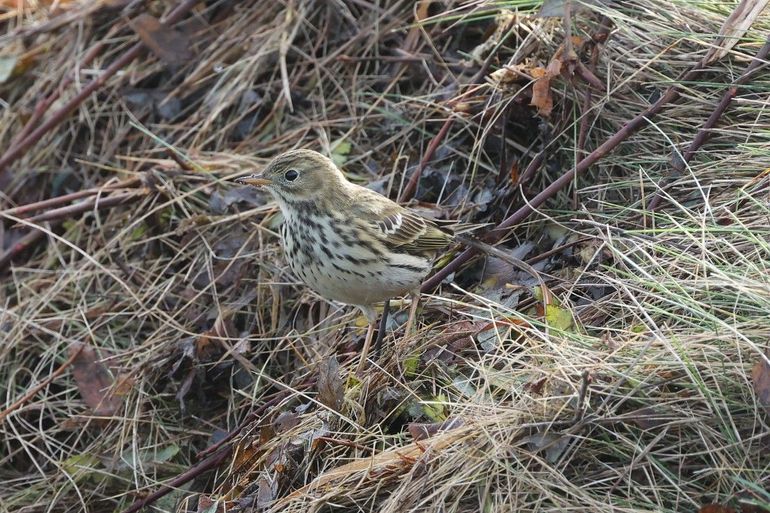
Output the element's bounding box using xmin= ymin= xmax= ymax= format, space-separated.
xmin=374 ymin=209 xmax=451 ymax=255
xmin=347 ymin=187 xmax=452 ymax=256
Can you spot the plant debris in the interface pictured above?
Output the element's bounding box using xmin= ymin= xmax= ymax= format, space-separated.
xmin=1 ymin=1 xmax=769 ymax=512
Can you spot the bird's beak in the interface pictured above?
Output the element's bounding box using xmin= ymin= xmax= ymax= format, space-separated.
xmin=235 ymin=174 xmax=271 ymax=187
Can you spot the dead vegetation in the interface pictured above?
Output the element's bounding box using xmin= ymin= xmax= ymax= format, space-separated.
xmin=1 ymin=1 xmax=769 ymax=512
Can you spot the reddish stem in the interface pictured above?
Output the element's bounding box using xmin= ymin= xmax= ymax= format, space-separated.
xmin=398 ymin=19 xmax=516 ymax=203
xmin=0 ymin=0 xmax=200 ymax=181
xmin=21 ymin=190 xmax=147 ymax=224
xmin=120 ymin=448 xmax=231 ymax=513
xmin=0 ymin=227 xmax=53 ymax=271
xmin=2 ymin=177 xmax=141 ymax=217
xmin=9 ymin=25 xmax=123 ymax=150
xmin=399 ymin=116 xmax=454 ymax=203
xmin=647 ymin=35 xmax=770 ymax=212
xmin=422 ymin=61 xmax=711 ymax=292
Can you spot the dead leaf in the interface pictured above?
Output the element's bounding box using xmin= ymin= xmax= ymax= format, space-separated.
xmin=546 ymin=56 xmax=563 ymax=77
xmin=0 ymin=40 xmax=38 ymax=84
xmin=527 ymin=36 xmax=589 ymax=117
xmin=408 ymin=417 xmax=464 ymax=441
xmin=256 ymin=476 xmax=277 ymax=509
xmin=530 ymin=67 xmax=554 ymax=117
xmin=452 ymin=101 xmax=472 ymax=114
xmin=521 ymin=431 xmax=570 ymax=463
xmin=209 ymin=186 xmax=265 ymax=214
xmin=626 ymin=406 xmax=672 ymax=430
xmin=197 ymin=495 xmax=225 ymax=513
xmin=231 ymin=440 xmax=265 ymax=478
xmin=402 ymin=0 xmax=432 ymax=53
xmin=317 ymin=355 xmax=344 ymax=412
xmin=273 ymin=411 xmax=300 ymax=433
xmin=525 ymin=376 xmax=548 ymax=395
xmin=751 ymin=353 xmax=770 ymax=416
xmin=704 ymin=0 xmax=770 ymax=64
xmin=488 ymin=65 xmax=526 ymax=91
xmin=699 ymin=505 xmax=737 ymax=513
xmin=509 ymin=161 xmax=520 ymax=184
xmin=422 ymin=321 xmax=478 ymax=365
xmin=113 ymin=373 xmax=136 ymax=396
xmin=129 ymin=13 xmax=193 ymax=65
xmin=69 ymin=342 xmax=123 ymax=416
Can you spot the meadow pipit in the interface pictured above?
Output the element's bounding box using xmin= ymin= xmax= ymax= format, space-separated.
xmin=236 ymin=149 xmax=452 ymax=372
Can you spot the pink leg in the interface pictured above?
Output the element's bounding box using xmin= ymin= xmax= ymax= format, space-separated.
xmin=356 ymin=321 xmax=376 ymax=375
xmin=404 ymin=292 xmax=420 ymax=337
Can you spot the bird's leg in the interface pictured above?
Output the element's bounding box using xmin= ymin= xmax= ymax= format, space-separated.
xmin=356 ymin=306 xmax=377 ymax=374
xmin=404 ymin=291 xmax=421 ymax=337
xmin=356 ymin=322 xmax=376 ymax=374
xmin=374 ymin=299 xmax=390 ymax=356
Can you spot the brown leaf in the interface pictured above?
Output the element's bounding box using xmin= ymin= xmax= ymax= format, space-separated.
xmin=113 ymin=373 xmax=136 ymax=396
xmin=403 ymin=0 xmax=433 ymax=52
xmin=273 ymin=411 xmax=300 ymax=434
xmin=509 ymin=161 xmax=520 ymax=184
xmin=521 ymin=431 xmax=570 ymax=463
xmin=408 ymin=417 xmax=464 ymax=441
xmin=530 ymin=67 xmax=554 ymax=117
xmin=129 ymin=13 xmax=193 ymax=65
xmin=422 ymin=321 xmax=476 ymax=364
xmin=196 ymin=495 xmax=226 ymax=513
xmin=699 ymin=505 xmax=736 ymax=513
xmin=452 ymin=101 xmax=473 ymax=115
xmin=751 ymin=353 xmax=770 ymax=416
xmin=232 ymin=437 xmax=265 ymax=473
xmin=525 ymin=376 xmax=548 ymax=395
xmin=317 ymin=355 xmax=344 ymax=412
xmin=256 ymin=476 xmax=277 ymax=509
xmin=69 ymin=342 xmax=123 ymax=416
xmin=545 ymin=56 xmax=563 ymax=77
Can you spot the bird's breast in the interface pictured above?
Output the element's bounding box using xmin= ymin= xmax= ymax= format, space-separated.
xmin=280 ymin=213 xmax=431 ymax=306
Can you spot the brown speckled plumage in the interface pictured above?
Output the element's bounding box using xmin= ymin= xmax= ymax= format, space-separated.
xmin=237 ymin=149 xmax=452 ymax=371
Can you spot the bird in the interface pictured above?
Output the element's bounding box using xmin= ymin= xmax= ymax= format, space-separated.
xmin=236 ymin=149 xmax=452 ymax=373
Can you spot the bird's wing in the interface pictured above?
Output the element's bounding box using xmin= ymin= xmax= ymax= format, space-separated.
xmin=362 ymin=201 xmax=452 ymax=256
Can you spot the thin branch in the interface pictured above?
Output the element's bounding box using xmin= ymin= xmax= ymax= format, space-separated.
xmin=0 ymin=343 xmax=84 ymax=423
xmin=20 ymin=190 xmax=149 ymax=224
xmin=0 ymin=0 xmax=200 ymax=183
xmin=120 ymin=448 xmax=231 ymax=513
xmin=647 ymin=35 xmax=770 ymax=212
xmin=398 ymin=18 xmax=516 ymax=203
xmin=0 ymin=190 xmax=149 ymax=271
xmin=1 ymin=177 xmax=141 ymax=217
xmin=422 ymin=51 xmax=715 ymax=292
xmin=0 ymin=224 xmax=54 ymax=271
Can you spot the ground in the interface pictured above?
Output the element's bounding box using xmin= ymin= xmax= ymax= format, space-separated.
xmin=0 ymin=1 xmax=769 ymax=512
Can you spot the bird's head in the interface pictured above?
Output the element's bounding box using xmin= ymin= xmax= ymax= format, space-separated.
xmin=235 ymin=149 xmax=345 ymax=204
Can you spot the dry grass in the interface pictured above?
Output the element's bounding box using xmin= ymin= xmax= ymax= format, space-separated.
xmin=1 ymin=1 xmax=769 ymax=512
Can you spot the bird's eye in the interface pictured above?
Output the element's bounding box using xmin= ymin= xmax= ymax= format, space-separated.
xmin=284 ymin=169 xmax=299 ymax=181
